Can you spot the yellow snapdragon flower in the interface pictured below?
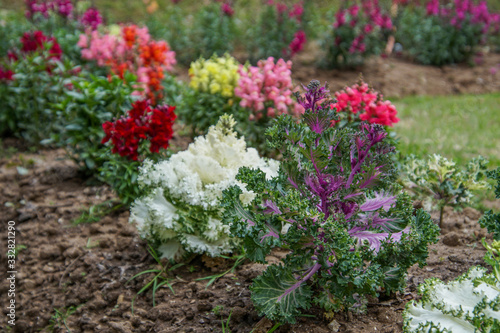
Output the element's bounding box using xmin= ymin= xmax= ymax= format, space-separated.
xmin=189 ymin=54 xmax=240 ymax=98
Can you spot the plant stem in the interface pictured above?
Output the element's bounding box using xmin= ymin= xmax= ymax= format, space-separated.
xmin=439 ymin=205 xmax=444 ymax=230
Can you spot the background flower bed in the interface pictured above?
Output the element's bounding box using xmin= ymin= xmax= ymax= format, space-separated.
xmin=0 ymin=0 xmax=500 ymax=332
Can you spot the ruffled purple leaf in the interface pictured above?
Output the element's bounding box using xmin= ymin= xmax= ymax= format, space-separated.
xmin=260 ymin=224 xmax=280 ymax=243
xmin=262 ymin=200 xmax=282 ymax=215
xmin=358 ymin=212 xmax=400 ymax=233
xmin=360 ymin=192 xmax=396 ymax=212
xmin=349 ymin=226 xmax=410 ymax=253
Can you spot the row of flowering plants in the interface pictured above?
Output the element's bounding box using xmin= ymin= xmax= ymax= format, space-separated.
xmin=77 ymin=24 xmax=176 ymax=105
xmin=395 ymin=0 xmax=500 ymax=66
xmin=178 ymin=54 xmax=303 ymax=156
xmin=0 ymin=7 xmax=180 ymax=206
xmin=321 ymin=0 xmax=393 ymax=68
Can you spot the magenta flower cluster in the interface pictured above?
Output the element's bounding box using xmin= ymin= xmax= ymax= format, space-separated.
xmin=426 ymin=0 xmax=500 ymax=34
xmin=25 ymin=0 xmax=73 ymax=19
xmin=266 ymin=1 xmax=307 ymax=59
xmin=334 ymin=0 xmax=392 ymax=56
xmin=80 ymin=8 xmax=103 ymax=30
xmin=235 ymin=57 xmax=302 ymax=120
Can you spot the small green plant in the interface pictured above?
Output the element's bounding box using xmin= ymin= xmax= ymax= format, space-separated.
xmin=196 ymin=251 xmax=246 ymax=289
xmin=48 ymin=305 xmax=81 ymax=333
xmin=72 ymin=200 xmax=123 ymax=225
xmin=128 ymin=245 xmax=184 ymax=310
xmin=400 ymin=154 xmax=489 ymax=228
xmin=12 ymin=244 xmax=27 ymax=257
xmin=212 ymin=305 xmax=224 ymax=316
xmin=221 ymin=309 xmax=233 ymax=333
xmin=479 ymin=167 xmax=500 ymax=239
xmin=85 ymin=238 xmax=99 ymax=249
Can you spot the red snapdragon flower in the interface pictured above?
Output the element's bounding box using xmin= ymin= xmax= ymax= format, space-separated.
xmin=0 ymin=67 xmax=14 ymax=81
xmin=102 ymin=100 xmax=177 ymax=161
xmin=330 ymin=80 xmax=399 ymax=127
xmin=20 ymin=31 xmax=62 ymax=60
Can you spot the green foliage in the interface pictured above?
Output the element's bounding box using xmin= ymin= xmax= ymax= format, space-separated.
xmin=479 ymin=168 xmax=500 ymax=239
xmin=245 ymin=3 xmax=302 ymax=64
xmin=147 ymin=4 xmax=236 ymax=67
xmin=250 ymin=265 xmax=313 ymax=323
xmin=178 ymin=87 xmax=242 ymax=137
xmin=399 ymin=154 xmax=490 ymax=227
xmin=196 ymin=251 xmax=246 ymax=289
xmin=0 ymin=12 xmax=30 ymax=58
xmin=396 ymin=7 xmax=483 ymax=66
xmin=99 ymin=155 xmax=144 ymax=206
xmin=0 ymin=53 xmax=76 ymax=144
xmin=128 ymin=245 xmax=184 ymax=309
xmin=48 ymin=305 xmax=82 ymax=333
xmin=50 ymin=73 xmax=136 ymax=173
xmin=72 ymin=200 xmax=123 ymax=225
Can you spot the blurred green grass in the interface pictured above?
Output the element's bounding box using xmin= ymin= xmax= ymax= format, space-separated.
xmin=393 ymin=93 xmax=500 ymax=168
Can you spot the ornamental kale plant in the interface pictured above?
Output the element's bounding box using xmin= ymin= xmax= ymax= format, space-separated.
xmin=321 ymin=0 xmax=393 ymax=68
xmin=403 ymin=240 xmax=500 ymax=332
xmin=479 ymin=167 xmax=500 ymax=240
xmin=399 ymin=154 xmax=489 ymax=228
xmin=130 ymin=115 xmax=279 ymax=261
xmin=246 ymin=1 xmax=306 ymax=64
xmin=222 ymin=81 xmax=439 ymax=323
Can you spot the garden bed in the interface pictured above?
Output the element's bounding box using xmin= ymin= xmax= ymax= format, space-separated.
xmin=0 ymin=142 xmax=493 ymax=333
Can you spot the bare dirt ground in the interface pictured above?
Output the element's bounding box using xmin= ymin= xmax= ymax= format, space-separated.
xmin=0 ymin=141 xmax=494 ymax=333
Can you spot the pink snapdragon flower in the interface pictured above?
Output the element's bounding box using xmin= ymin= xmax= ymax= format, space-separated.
xmin=235 ymin=57 xmax=302 ymax=120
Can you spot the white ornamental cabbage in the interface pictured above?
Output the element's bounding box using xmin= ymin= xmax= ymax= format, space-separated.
xmin=130 ymin=115 xmax=279 ymax=261
xmin=403 ymin=266 xmax=500 ymax=333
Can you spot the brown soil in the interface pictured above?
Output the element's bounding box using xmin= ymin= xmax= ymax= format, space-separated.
xmin=0 ymin=143 xmax=495 ymax=333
